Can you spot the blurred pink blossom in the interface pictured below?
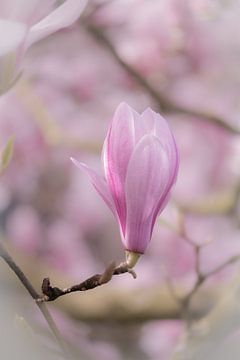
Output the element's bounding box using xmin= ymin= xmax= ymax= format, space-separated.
xmin=72 ymin=103 xmax=179 ymax=254
xmin=6 ymin=205 xmax=43 ymax=254
xmin=140 ymin=320 xmax=184 ymax=360
xmin=46 ymin=220 xmax=100 ymax=279
xmin=0 ymin=0 xmax=88 ymax=94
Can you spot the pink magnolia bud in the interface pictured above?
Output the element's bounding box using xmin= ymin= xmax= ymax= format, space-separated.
xmin=0 ymin=0 xmax=88 ymax=94
xmin=72 ymin=103 xmax=179 ymax=255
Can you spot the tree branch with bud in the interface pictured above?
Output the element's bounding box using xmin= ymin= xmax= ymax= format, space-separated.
xmin=38 ymin=252 xmax=139 ymax=302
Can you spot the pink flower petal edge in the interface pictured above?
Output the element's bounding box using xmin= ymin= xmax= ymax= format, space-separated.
xmin=27 ymin=0 xmax=88 ymax=46
xmin=70 ymin=158 xmax=116 ymax=217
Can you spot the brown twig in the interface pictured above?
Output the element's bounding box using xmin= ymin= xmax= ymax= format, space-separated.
xmin=0 ymin=241 xmax=70 ymax=359
xmin=38 ymin=261 xmax=137 ymax=302
xmin=84 ymin=22 xmax=240 ymax=136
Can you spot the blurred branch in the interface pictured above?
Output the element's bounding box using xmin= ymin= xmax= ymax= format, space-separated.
xmin=85 ymin=22 xmax=240 ymax=136
xmin=0 ymin=241 xmax=70 ymax=359
xmin=181 ymin=252 xmax=240 ymax=324
xmin=166 ymin=213 xmax=240 ymax=325
xmin=172 ymin=275 xmax=240 ymax=360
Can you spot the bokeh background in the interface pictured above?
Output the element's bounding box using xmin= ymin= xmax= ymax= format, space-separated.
xmin=1 ymin=1 xmax=240 ymax=359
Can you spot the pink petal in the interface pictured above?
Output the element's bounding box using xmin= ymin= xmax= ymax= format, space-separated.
xmin=141 ymin=109 xmax=179 ymax=231
xmin=124 ymin=134 xmax=171 ymax=253
xmin=142 ymin=108 xmax=179 ymax=183
xmin=103 ymin=102 xmax=136 ymax=234
xmin=141 ymin=108 xmax=175 ymax=154
xmin=141 ymin=108 xmax=171 ymax=136
xmin=70 ymin=157 xmax=116 ymax=216
xmin=27 ymin=0 xmax=88 ymax=46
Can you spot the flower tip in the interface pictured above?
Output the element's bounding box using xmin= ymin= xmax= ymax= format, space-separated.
xmin=118 ymin=101 xmax=130 ymax=108
xmin=70 ymin=158 xmax=90 ymax=174
xmin=70 ymin=157 xmax=83 ymax=169
xmin=115 ymin=101 xmax=134 ymax=115
xmin=70 ymin=156 xmax=77 ymax=165
xmin=70 ymin=156 xmax=81 ymax=164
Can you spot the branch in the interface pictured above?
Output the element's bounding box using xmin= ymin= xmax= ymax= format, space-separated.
xmin=205 ymin=255 xmax=240 ymax=278
xmin=172 ymin=274 xmax=240 ymax=360
xmin=38 ymin=261 xmax=136 ymax=302
xmin=0 ymin=241 xmax=70 ymax=359
xmin=167 ymin=214 xmax=240 ymax=324
xmin=84 ymin=22 xmax=240 ymax=136
xmin=169 ymin=252 xmax=240 ymax=327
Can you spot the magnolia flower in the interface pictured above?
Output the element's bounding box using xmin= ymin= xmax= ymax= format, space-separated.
xmin=0 ymin=0 xmax=88 ymax=94
xmin=72 ymin=103 xmax=179 ymax=267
